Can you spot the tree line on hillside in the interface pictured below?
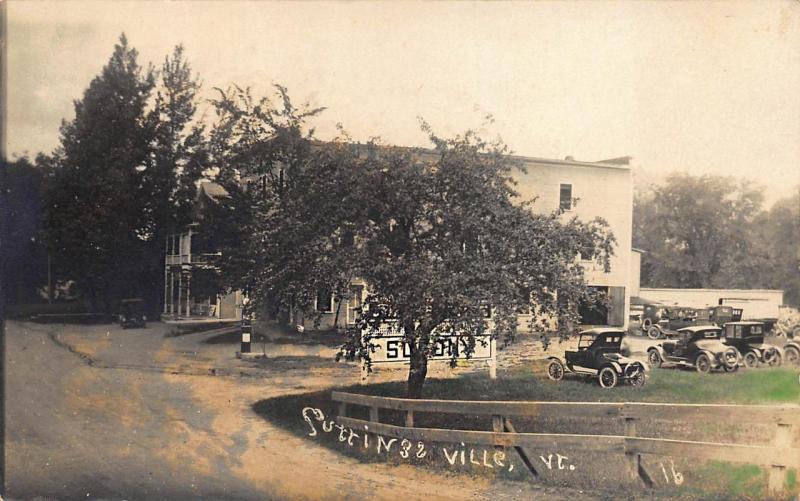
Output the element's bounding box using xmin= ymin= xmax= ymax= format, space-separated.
xmin=634 ymin=174 xmax=800 ymax=305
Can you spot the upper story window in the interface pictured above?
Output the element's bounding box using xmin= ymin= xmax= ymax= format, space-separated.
xmin=559 ymin=183 xmax=573 ymax=211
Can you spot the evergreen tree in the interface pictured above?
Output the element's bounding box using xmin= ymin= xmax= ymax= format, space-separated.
xmin=45 ymin=34 xmax=156 ymax=311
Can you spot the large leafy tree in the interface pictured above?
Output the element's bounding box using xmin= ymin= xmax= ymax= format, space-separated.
xmin=205 ymin=87 xmax=615 ymax=397
xmin=45 ymin=34 xmax=156 ymax=311
xmin=752 ymin=190 xmax=800 ymax=306
xmin=633 ymin=173 xmax=766 ymax=289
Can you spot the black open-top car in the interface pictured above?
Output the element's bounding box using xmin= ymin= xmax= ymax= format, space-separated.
xmin=647 ymin=325 xmax=739 ymax=373
xmin=723 ymin=321 xmax=782 ymax=368
xmin=547 ymin=328 xmax=647 ymax=388
xmin=118 ymin=298 xmax=147 ymax=329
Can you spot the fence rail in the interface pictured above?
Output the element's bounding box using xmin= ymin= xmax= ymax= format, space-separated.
xmin=332 ymin=391 xmax=800 ymax=496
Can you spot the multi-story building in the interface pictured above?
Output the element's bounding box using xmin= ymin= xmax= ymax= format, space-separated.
xmin=162 ymin=182 xmax=243 ymax=322
xmin=290 ymin=153 xmax=634 ymax=332
xmin=164 ymin=153 xmax=634 ymax=330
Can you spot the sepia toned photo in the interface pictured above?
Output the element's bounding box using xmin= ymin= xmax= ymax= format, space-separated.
xmin=1 ymin=1 xmax=799 ymax=500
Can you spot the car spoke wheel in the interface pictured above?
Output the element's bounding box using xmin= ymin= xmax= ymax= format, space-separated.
xmin=744 ymin=351 xmax=759 ymax=369
xmin=784 ymin=346 xmax=800 ymax=366
xmin=598 ymin=366 xmax=618 ymax=388
xmin=695 ymin=353 xmax=712 ymax=374
xmin=642 ymin=318 xmax=652 ymax=332
xmin=627 ymin=365 xmax=646 ymax=387
xmin=647 ymin=349 xmax=662 ymax=368
xmin=647 ymin=326 xmax=661 ymax=340
xmin=547 ymin=360 xmax=565 ymax=381
xmin=765 ymin=350 xmax=782 ymax=368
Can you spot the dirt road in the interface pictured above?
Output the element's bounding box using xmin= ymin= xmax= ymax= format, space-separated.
xmin=5 ymin=321 xmax=599 ymax=500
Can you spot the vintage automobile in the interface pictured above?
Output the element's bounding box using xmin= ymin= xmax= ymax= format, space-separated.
xmin=722 ymin=321 xmax=782 ymax=368
xmin=118 ymin=298 xmax=147 ymax=329
xmin=547 ymin=328 xmax=647 ymax=388
xmin=642 ymin=304 xmax=702 ymax=339
xmin=709 ymin=305 xmax=742 ymax=326
xmin=646 ymin=325 xmax=739 ymax=373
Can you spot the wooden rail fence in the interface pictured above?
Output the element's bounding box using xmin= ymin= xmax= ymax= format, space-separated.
xmin=331 ymin=391 xmax=800 ymax=496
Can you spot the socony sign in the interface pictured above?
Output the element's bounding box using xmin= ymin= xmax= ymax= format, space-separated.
xmin=364 ymin=322 xmax=494 ymax=364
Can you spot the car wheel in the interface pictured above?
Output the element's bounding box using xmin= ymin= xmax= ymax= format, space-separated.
xmin=647 ymin=349 xmax=663 ymax=368
xmin=547 ymin=359 xmax=565 ymax=381
xmin=744 ymin=351 xmax=759 ymax=369
xmin=695 ymin=354 xmax=712 ymax=374
xmin=784 ymin=346 xmax=800 ymax=366
xmin=598 ymin=366 xmax=618 ymax=388
xmin=642 ymin=318 xmax=653 ymax=331
xmin=647 ymin=326 xmax=661 ymax=340
xmin=766 ymin=350 xmax=782 ymax=367
xmin=627 ymin=365 xmax=646 ymax=387
xmin=723 ymin=363 xmax=738 ymax=373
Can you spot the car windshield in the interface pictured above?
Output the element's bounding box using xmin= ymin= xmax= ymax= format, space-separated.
xmin=578 ymin=334 xmax=597 ymax=349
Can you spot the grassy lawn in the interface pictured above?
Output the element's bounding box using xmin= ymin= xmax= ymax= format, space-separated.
xmin=254 ymin=366 xmax=799 ymax=500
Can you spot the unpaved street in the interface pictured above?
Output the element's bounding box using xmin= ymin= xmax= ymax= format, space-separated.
xmin=5 ymin=321 xmax=598 ymax=500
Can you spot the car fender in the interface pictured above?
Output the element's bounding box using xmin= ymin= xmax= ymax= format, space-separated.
xmin=547 ymin=355 xmax=567 ymax=366
xmin=696 ymin=349 xmax=722 ymax=367
xmin=785 ymin=340 xmax=800 ymax=352
xmin=603 ymin=360 xmax=623 ymax=374
xmin=647 ymin=344 xmax=666 ymax=359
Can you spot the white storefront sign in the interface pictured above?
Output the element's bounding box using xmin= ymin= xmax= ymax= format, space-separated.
xmin=362 ymin=320 xmax=496 ymax=366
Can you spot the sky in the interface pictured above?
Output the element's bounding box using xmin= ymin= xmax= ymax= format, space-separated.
xmin=7 ymin=1 xmax=800 ymax=205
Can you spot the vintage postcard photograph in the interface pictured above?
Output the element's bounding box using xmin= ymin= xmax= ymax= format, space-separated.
xmin=2 ymin=1 xmax=799 ymax=500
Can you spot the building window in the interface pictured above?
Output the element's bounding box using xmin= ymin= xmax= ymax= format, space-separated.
xmin=559 ymin=184 xmax=573 ymax=211
xmin=316 ymin=288 xmax=333 ymax=313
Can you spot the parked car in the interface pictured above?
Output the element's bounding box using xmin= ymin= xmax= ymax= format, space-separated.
xmin=642 ymin=304 xmax=701 ymax=339
xmin=722 ymin=321 xmax=782 ymax=368
xmin=547 ymin=328 xmax=647 ymax=388
xmin=709 ymin=305 xmax=742 ymax=326
xmin=646 ymin=325 xmax=739 ymax=373
xmin=118 ymin=298 xmax=147 ymax=329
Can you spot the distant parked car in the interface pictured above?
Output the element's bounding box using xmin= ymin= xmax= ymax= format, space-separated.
xmin=722 ymin=321 xmax=782 ymax=368
xmin=646 ymin=325 xmax=739 ymax=373
xmin=547 ymin=328 xmax=647 ymax=388
xmin=642 ymin=305 xmax=701 ymax=339
xmin=709 ymin=305 xmax=742 ymax=326
xmin=118 ymin=298 xmax=147 ymax=329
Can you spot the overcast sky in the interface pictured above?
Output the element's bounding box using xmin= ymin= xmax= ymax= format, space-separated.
xmin=7 ymin=1 xmax=800 ymax=204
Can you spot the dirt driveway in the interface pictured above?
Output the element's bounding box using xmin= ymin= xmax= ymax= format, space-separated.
xmin=5 ymin=321 xmax=601 ymax=500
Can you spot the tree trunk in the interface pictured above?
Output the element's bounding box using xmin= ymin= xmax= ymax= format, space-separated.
xmin=406 ymin=320 xmax=429 ymax=399
xmin=407 ymin=348 xmax=428 ymax=399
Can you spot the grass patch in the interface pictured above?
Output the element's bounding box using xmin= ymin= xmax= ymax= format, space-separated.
xmin=254 ymin=367 xmax=799 ymax=499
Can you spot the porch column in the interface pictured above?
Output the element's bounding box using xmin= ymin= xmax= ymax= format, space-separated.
xmin=185 ymin=274 xmax=191 ymax=317
xmin=177 ymin=271 xmax=182 ymax=317
xmin=163 ymin=267 xmax=168 ymax=314
xmin=169 ymin=270 xmax=175 ymax=315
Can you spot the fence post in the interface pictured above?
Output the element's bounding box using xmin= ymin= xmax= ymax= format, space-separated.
xmin=369 ymin=406 xmax=379 ymax=423
xmin=767 ymin=422 xmax=793 ymax=496
xmin=405 ymin=410 xmax=414 ymax=428
xmin=492 ymin=414 xmax=503 ymax=449
xmin=338 ymin=401 xmax=348 ymax=419
xmin=624 ymin=413 xmax=653 ymax=488
xmin=488 ymin=338 xmax=498 ymax=379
